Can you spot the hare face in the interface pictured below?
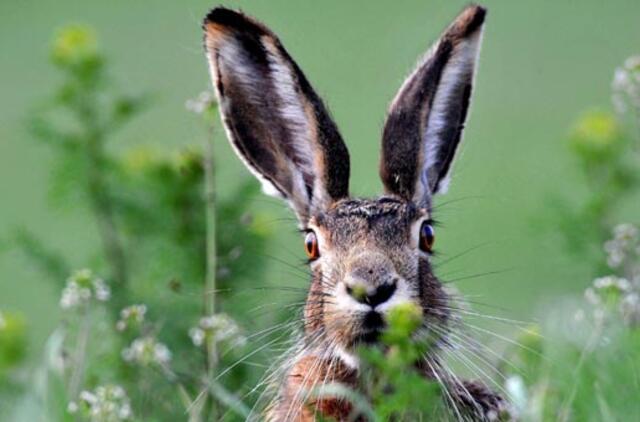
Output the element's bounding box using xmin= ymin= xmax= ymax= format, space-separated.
xmin=305 ymin=198 xmax=448 ymax=351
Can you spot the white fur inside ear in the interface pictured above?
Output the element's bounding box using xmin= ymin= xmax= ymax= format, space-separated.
xmin=420 ymin=29 xmax=483 ymax=197
xmin=206 ymin=41 xmax=287 ymax=200
xmin=262 ymin=39 xmax=315 ymax=176
xmin=207 ymin=38 xmax=315 ymax=205
xmin=213 ymin=36 xmax=317 ymax=209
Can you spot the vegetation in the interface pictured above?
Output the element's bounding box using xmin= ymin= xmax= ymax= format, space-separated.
xmin=2 ymin=25 xmax=273 ymax=421
xmin=0 ymin=23 xmax=639 ymax=422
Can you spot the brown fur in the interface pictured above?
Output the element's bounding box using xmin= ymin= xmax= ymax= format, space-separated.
xmin=266 ymin=355 xmax=357 ymax=421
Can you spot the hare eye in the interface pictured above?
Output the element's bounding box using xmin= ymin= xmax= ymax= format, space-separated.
xmin=304 ymin=231 xmax=320 ymax=260
xmin=419 ymin=222 xmax=435 ymax=253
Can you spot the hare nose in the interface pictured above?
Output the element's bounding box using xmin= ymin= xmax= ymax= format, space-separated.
xmin=346 ymin=279 xmax=397 ymax=307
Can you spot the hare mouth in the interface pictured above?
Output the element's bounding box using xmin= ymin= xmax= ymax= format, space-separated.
xmin=355 ymin=311 xmax=385 ymax=344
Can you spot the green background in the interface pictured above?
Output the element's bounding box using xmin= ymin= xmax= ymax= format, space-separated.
xmin=1 ymin=0 xmax=639 ymax=366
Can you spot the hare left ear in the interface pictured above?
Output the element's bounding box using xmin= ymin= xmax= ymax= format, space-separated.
xmin=379 ymin=5 xmax=486 ymax=207
xmin=203 ymin=8 xmax=350 ymax=223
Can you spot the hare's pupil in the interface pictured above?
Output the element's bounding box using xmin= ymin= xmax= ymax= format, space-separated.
xmin=419 ymin=222 xmax=435 ymax=252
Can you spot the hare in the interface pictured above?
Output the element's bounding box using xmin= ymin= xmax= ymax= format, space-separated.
xmin=202 ymin=4 xmax=507 ymax=421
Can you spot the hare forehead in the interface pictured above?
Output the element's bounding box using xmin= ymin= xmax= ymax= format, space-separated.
xmin=314 ymin=197 xmax=422 ymax=248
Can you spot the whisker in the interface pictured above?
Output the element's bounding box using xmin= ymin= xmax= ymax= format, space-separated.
xmin=441 ymin=268 xmax=515 ymax=284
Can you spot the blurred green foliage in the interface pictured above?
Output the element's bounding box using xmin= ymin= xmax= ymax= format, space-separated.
xmin=356 ymin=303 xmax=445 ymax=421
xmin=501 ymin=56 xmax=640 ymax=421
xmin=1 ymin=24 xmax=280 ymax=421
xmin=549 ymin=107 xmax=639 ymax=272
xmin=0 ymin=311 xmax=27 ymax=375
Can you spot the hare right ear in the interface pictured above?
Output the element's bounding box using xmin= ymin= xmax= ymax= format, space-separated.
xmin=379 ymin=5 xmax=486 ymax=208
xmin=203 ymin=8 xmax=350 ymax=224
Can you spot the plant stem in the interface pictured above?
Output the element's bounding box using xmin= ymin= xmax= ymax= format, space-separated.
xmin=77 ymin=88 xmax=128 ymax=308
xmin=87 ymin=137 xmax=128 ymax=288
xmin=68 ymin=306 xmax=92 ymax=398
xmin=203 ymin=116 xmax=218 ymax=419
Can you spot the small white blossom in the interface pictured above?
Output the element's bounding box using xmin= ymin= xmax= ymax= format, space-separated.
xmin=189 ymin=327 xmax=205 ymax=347
xmin=122 ymin=336 xmax=171 ymax=366
xmin=67 ymin=401 xmax=79 ymax=414
xmin=94 ymin=279 xmax=111 ymax=302
xmin=505 ymin=375 xmax=527 ymax=415
xmin=153 ymin=342 xmax=172 ymax=364
xmin=593 ymin=275 xmax=630 ymax=292
xmin=621 ymin=293 xmax=640 ymax=326
xmin=185 ymin=90 xmax=216 ymax=114
xmin=188 ymin=313 xmax=246 ymax=349
xmin=584 ymin=287 xmax=600 ymax=306
xmin=587 ymin=224 xmax=640 ymax=327
xmin=72 ymin=384 xmax=132 ymax=421
xmin=80 ymin=390 xmax=97 ymax=405
xmin=60 ymin=269 xmax=110 ymax=310
xmin=612 ymin=55 xmax=640 ymax=115
xmin=116 ymin=304 xmax=147 ymax=331
xmin=604 ymin=224 xmax=640 ymax=277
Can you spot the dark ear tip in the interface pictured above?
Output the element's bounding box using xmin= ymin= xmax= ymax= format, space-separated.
xmin=202 ymin=6 xmax=268 ymax=36
xmin=204 ymin=7 xmax=241 ymax=25
xmin=455 ymin=4 xmax=487 ymax=38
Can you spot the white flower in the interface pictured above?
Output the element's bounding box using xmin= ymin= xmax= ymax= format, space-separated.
xmin=621 ymin=293 xmax=640 ymax=326
xmin=116 ymin=304 xmax=147 ymax=331
xmin=189 ymin=327 xmax=205 ymax=347
xmin=153 ymin=342 xmax=172 ymax=364
xmin=612 ymin=55 xmax=640 ymax=115
xmin=93 ymin=279 xmax=111 ymax=302
xmin=122 ymin=336 xmax=171 ymax=366
xmin=584 ymin=287 xmax=600 ymax=305
xmin=59 ymin=269 xmax=110 ymax=310
xmin=60 ymin=281 xmax=82 ymax=309
xmin=185 ymin=90 xmax=216 ymax=114
xmin=67 ymin=401 xmax=79 ymax=414
xmin=74 ymin=384 xmax=132 ymax=421
xmin=505 ymin=375 xmax=527 ymax=414
xmin=79 ymin=390 xmax=97 ymax=405
xmin=118 ymin=403 xmax=132 ymax=420
xmin=188 ymin=313 xmax=246 ymax=349
xmin=593 ymin=275 xmax=629 ymax=292
xmin=604 ymin=224 xmax=640 ymax=274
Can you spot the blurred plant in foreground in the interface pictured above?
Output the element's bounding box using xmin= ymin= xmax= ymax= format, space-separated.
xmin=0 ymin=310 xmax=27 ymax=379
xmin=502 ymin=223 xmax=640 ymax=421
xmin=67 ymin=384 xmax=132 ymax=422
xmin=357 ymin=303 xmax=445 ymax=420
xmin=1 ymin=24 xmax=275 ymax=421
xmin=546 ymin=55 xmax=640 ymax=275
xmin=312 ymin=303 xmax=447 ymax=421
xmin=506 ymin=55 xmax=640 ymax=422
xmin=612 ymin=55 xmax=640 ymax=135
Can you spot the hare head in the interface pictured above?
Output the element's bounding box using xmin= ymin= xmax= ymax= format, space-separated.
xmin=203 ymin=4 xmax=485 ymax=360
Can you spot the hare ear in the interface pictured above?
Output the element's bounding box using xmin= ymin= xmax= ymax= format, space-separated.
xmin=203 ymin=8 xmax=350 ymax=223
xmin=379 ymin=5 xmax=486 ymax=207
